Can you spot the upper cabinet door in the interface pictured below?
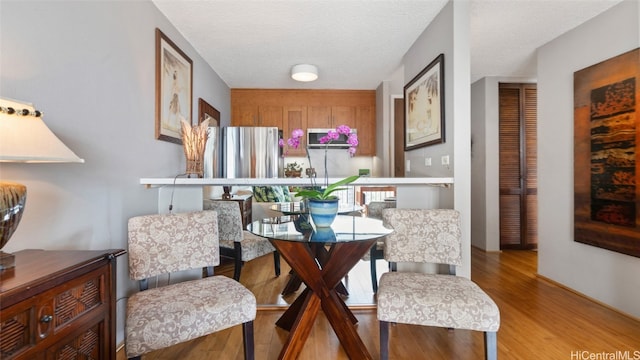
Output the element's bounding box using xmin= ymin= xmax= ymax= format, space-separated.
xmin=259 ymin=105 xmax=283 ymax=128
xmin=232 ymin=104 xmax=258 ymax=126
xmin=355 ymin=105 xmax=375 ymax=156
xmin=283 ymin=106 xmax=308 ymax=156
xmin=307 ymin=106 xmax=331 ymax=129
xmin=331 ymin=106 xmax=356 ymax=128
xmin=307 ymin=106 xmax=356 ymax=129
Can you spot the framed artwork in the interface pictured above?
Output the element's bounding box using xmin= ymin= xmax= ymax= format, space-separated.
xmin=155 ymin=28 xmax=193 ymax=144
xmin=404 ymin=53 xmax=445 ymax=151
xmin=198 ymin=98 xmax=220 ymax=126
xmin=574 ymin=47 xmax=640 ymax=258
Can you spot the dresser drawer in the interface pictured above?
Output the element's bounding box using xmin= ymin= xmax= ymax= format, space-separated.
xmin=1 ymin=267 xmax=107 ymax=360
xmin=47 ymin=317 xmax=105 ymax=359
xmin=0 ymin=249 xmax=124 ymax=360
xmin=0 ymin=302 xmax=35 ymax=358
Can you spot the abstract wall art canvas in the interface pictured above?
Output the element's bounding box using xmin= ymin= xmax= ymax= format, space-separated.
xmin=574 ymin=48 xmax=640 ymax=257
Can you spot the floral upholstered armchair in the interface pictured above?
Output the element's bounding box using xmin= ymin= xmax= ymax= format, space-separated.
xmin=125 ymin=211 xmax=257 ymax=360
xmin=376 ymin=209 xmax=500 ymax=360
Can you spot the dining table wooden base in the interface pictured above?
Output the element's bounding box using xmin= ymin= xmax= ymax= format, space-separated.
xmin=280 ymin=243 xmax=350 ymax=297
xmin=270 ymin=239 xmax=377 ymax=360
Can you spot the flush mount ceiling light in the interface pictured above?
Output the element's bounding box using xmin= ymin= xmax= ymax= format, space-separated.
xmin=291 ymin=64 xmax=318 ymax=82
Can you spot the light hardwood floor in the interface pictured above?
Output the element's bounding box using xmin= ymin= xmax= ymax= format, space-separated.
xmin=118 ymin=248 xmax=640 ymax=359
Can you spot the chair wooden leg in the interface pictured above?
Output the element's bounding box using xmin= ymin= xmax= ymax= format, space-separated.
xmin=128 ymin=357 xmax=141 ymax=360
xmin=379 ymin=320 xmax=389 ymax=360
xmin=273 ymin=251 xmax=281 ymax=276
xmin=484 ymin=331 xmax=497 ymax=360
xmin=233 ymin=242 xmax=243 ymax=281
xmin=243 ymin=321 xmax=255 ymax=360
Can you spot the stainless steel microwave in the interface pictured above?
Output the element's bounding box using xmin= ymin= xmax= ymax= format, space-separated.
xmin=307 ymin=128 xmax=357 ymax=148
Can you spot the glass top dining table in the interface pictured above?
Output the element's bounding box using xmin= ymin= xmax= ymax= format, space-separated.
xmin=248 ymin=214 xmax=390 ymax=243
xmin=248 ymin=215 xmax=392 ymax=359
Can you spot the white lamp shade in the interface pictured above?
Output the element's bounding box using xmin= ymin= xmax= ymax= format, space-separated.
xmin=291 ymin=64 xmax=318 ymax=82
xmin=0 ymin=98 xmax=84 ymax=163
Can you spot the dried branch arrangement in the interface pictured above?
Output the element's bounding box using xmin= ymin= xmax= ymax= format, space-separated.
xmin=181 ymin=118 xmax=210 ymax=177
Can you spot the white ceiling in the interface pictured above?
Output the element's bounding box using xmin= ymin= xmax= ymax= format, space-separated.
xmin=152 ymin=0 xmax=622 ymax=90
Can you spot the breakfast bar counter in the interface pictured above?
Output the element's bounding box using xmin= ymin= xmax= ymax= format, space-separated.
xmin=140 ymin=176 xmax=453 ymax=187
xmin=140 ymin=176 xmax=454 ymax=216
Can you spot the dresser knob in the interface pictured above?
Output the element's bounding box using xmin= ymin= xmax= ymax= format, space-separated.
xmin=40 ymin=314 xmax=53 ymax=323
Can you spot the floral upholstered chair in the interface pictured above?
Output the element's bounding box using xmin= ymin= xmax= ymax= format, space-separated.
xmin=203 ymin=200 xmax=280 ymax=281
xmin=125 ymin=211 xmax=256 ymax=360
xmin=363 ymin=201 xmax=396 ymax=293
xmin=377 ymin=209 xmax=500 ymax=360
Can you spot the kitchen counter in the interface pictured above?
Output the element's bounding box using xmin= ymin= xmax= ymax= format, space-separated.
xmin=140 ymin=177 xmax=454 ymax=187
xmin=141 ymin=176 xmax=453 ymax=217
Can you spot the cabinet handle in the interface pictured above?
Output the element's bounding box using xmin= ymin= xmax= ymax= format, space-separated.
xmin=40 ymin=314 xmax=53 ymax=323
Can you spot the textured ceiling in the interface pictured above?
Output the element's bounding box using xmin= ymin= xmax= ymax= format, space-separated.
xmin=152 ymin=0 xmax=622 ymax=90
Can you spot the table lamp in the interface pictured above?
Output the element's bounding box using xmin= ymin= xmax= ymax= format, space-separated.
xmin=0 ymin=97 xmax=84 ymax=270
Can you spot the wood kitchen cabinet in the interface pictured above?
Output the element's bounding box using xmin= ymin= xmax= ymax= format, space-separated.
xmin=282 ymin=106 xmax=308 ymax=156
xmin=356 ymin=105 xmax=375 ymax=155
xmin=231 ymin=104 xmax=283 ymax=128
xmin=0 ymin=249 xmax=125 ymax=360
xmin=231 ymin=89 xmax=376 ymax=155
xmin=307 ymin=105 xmax=357 ymax=130
xmin=306 ymin=104 xmax=376 ymax=154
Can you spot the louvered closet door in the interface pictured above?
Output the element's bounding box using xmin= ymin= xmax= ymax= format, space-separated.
xmin=499 ymin=83 xmax=538 ymax=249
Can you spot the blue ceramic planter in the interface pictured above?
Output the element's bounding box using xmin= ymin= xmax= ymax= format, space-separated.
xmin=308 ymin=198 xmax=339 ymax=227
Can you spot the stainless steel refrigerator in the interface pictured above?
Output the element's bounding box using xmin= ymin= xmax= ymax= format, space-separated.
xmin=221 ymin=126 xmax=281 ymax=178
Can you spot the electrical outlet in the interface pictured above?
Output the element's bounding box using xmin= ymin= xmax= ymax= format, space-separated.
xmin=406 ymin=159 xmax=411 ymax=172
xmin=425 ymin=157 xmax=432 ymax=166
xmin=441 ymin=155 xmax=450 ymax=166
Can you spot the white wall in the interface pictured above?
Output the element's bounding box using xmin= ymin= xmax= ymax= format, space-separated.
xmin=537 ymin=0 xmax=640 ymax=318
xmin=398 ymin=0 xmax=472 ymax=278
xmin=470 ymin=78 xmax=489 ymax=250
xmin=376 ymin=67 xmax=404 ymax=177
xmin=375 ymin=81 xmax=390 ymax=177
xmin=0 ymin=0 xmax=230 ymax=344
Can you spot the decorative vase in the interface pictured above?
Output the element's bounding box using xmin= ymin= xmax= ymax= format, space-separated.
xmin=0 ymin=182 xmax=26 ymax=269
xmin=181 ymin=119 xmax=209 ymax=178
xmin=308 ymin=198 xmax=339 ymax=227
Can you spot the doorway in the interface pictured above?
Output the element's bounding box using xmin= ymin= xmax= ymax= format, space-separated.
xmin=499 ymin=83 xmax=538 ymax=249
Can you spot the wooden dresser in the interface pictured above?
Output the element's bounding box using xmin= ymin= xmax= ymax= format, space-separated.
xmin=0 ymin=249 xmax=125 ymax=360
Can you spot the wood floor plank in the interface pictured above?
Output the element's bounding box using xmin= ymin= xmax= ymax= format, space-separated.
xmin=118 ymin=249 xmax=640 ymax=359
